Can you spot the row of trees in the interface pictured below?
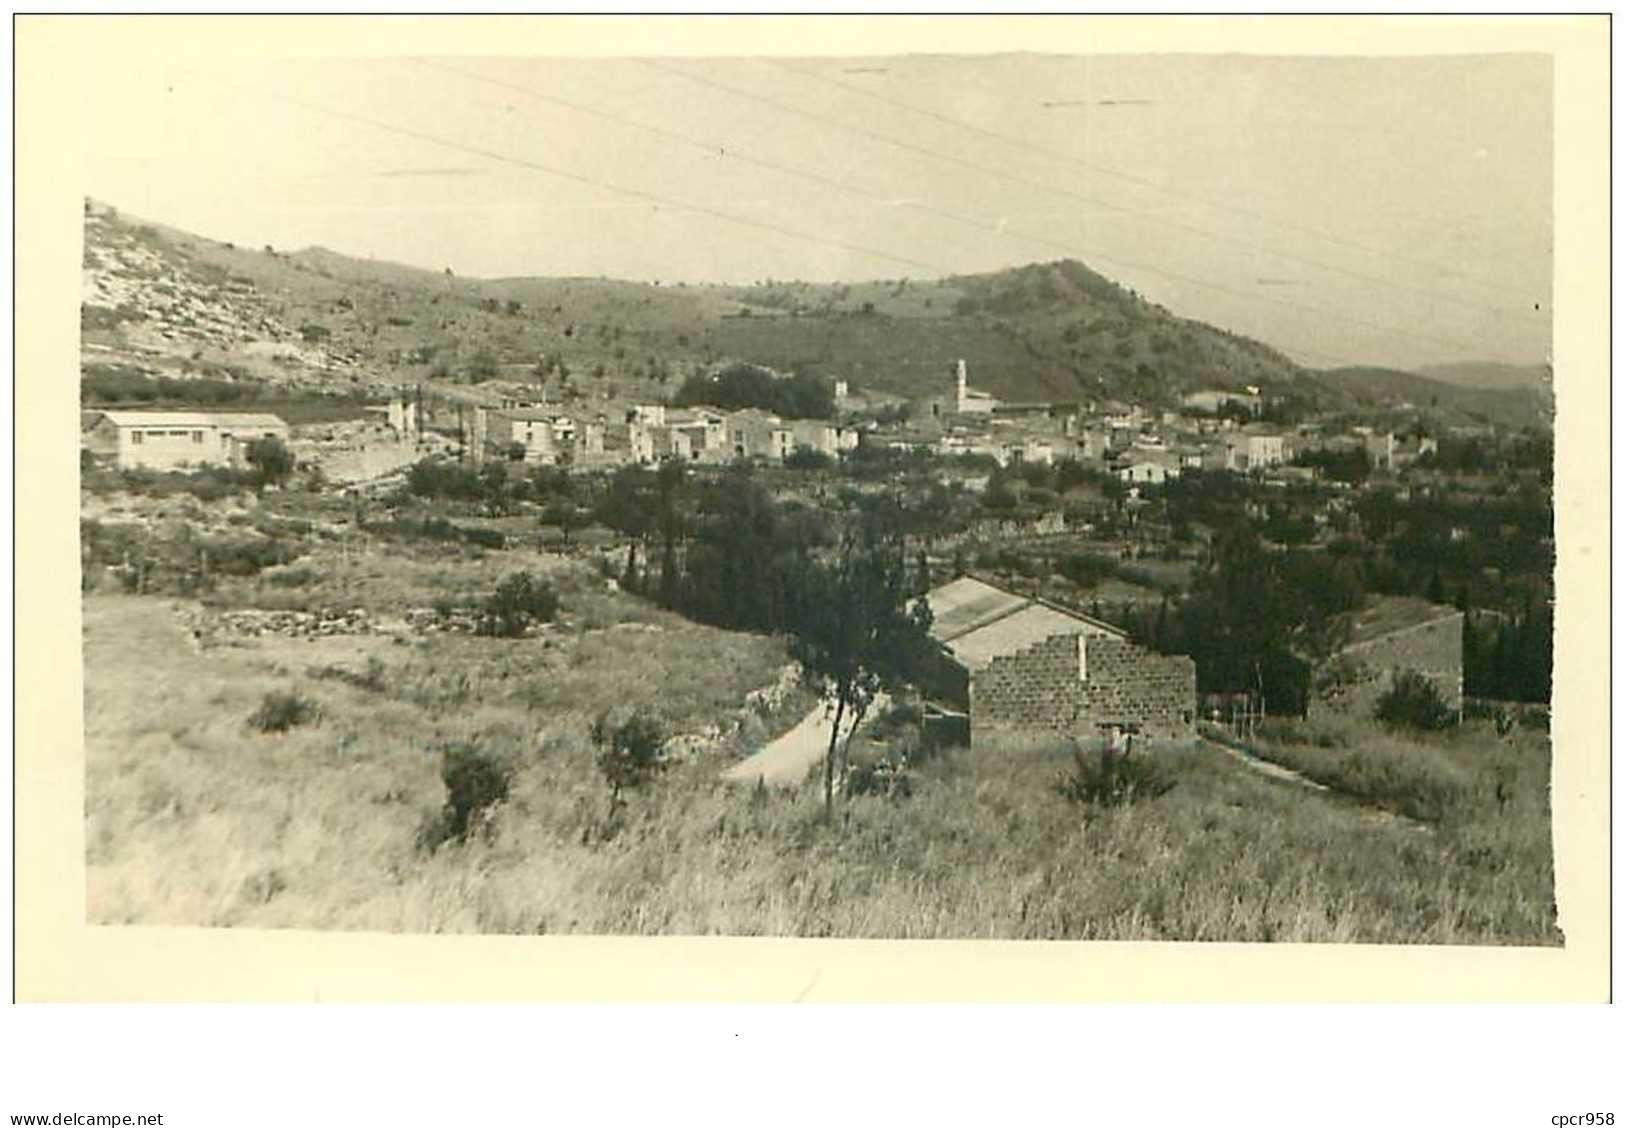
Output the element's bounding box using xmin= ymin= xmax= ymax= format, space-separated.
xmin=594 ymin=462 xmax=936 ymax=816
xmin=673 ymin=363 xmax=835 ymax=420
xmin=1112 ymin=527 xmax=1553 ymax=711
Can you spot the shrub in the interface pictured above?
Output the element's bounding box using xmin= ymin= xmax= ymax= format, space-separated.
xmin=1376 ymin=670 xmax=1456 ymax=731
xmin=265 ymin=566 xmax=319 ymax=588
xmin=591 ymin=710 xmax=666 ymax=812
xmin=421 ymin=741 xmax=513 ymax=849
xmin=845 ymin=756 xmax=913 ymax=799
xmin=245 ymin=436 xmax=295 ymax=488
xmin=476 ymin=571 xmax=561 ymax=638
xmin=1054 ymin=743 xmax=1175 ymax=807
xmin=306 ymin=657 xmax=386 ymax=693
xmin=784 ymin=446 xmax=834 ymax=471
xmin=247 ymin=691 xmax=318 ymax=733
xmin=1334 ymin=746 xmax=1469 ymax=823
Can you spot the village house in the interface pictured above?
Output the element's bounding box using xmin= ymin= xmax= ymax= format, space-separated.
xmin=1365 ymin=429 xmax=1439 ymax=471
xmin=651 ymin=425 xmax=693 ymax=462
xmin=726 ymin=409 xmax=794 ymax=461
xmin=921 ymin=576 xmax=1197 ymax=745
xmin=624 ymin=421 xmax=656 ymax=465
xmin=492 ymin=407 xmax=557 ymax=463
xmin=789 ymin=419 xmax=840 ymax=457
xmin=1115 ymin=446 xmax=1183 ymax=485
xmin=627 ymin=403 xmax=667 ymax=428
xmin=82 ymin=410 xmax=289 ymax=471
xmin=665 ymin=409 xmax=729 ymax=463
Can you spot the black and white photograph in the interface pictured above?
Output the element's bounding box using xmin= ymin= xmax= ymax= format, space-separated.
xmin=37 ymin=17 xmax=1599 ymax=963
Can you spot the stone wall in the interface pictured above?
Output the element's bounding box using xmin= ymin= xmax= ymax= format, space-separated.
xmin=968 ymin=631 xmax=1197 ymax=744
xmin=1079 ymin=636 xmax=1197 ymax=741
xmin=971 ymin=633 xmax=1085 ymax=734
xmin=1315 ymin=613 xmax=1464 ymax=719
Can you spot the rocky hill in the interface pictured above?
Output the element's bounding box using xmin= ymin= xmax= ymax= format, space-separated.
xmin=81 ymin=200 xmax=1463 ymax=420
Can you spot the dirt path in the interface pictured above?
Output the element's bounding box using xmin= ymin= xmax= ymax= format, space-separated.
xmin=722 ymin=692 xmax=889 ymax=788
xmin=1199 ymin=736 xmax=1329 ymax=792
xmin=1198 ymin=735 xmax=1433 ymax=833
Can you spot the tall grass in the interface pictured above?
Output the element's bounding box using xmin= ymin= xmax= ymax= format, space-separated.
xmin=85 ymin=595 xmax=1560 ymax=944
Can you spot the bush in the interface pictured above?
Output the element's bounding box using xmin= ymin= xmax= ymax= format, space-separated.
xmin=845 ymin=756 xmax=913 ymax=800
xmin=1054 ymin=743 xmax=1175 ymax=807
xmin=246 ymin=437 xmax=295 ymax=488
xmin=1376 ymin=670 xmax=1456 ymax=731
xmin=591 ymin=710 xmax=666 ymax=812
xmin=784 ymin=446 xmax=834 ymax=471
xmin=476 ymin=571 xmax=561 ymax=638
xmin=1335 ymin=747 xmax=1469 ymax=824
xmin=306 ymin=657 xmax=386 ymax=693
xmin=421 ymin=741 xmax=513 ymax=849
xmin=247 ymin=691 xmax=318 ymax=733
xmin=265 ymin=566 xmax=319 ymax=588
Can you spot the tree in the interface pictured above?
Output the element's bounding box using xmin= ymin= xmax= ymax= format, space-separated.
xmin=1179 ymin=529 xmax=1311 ymax=715
xmin=539 ymin=501 xmax=584 ymax=546
xmin=467 ymin=349 xmax=499 ymax=383
xmin=595 ymin=466 xmax=659 ymax=588
xmin=476 ymin=571 xmax=560 ymax=638
xmin=788 ymin=529 xmax=936 ymax=820
xmin=245 ymin=436 xmax=294 ymax=489
xmin=654 ymin=460 xmax=687 ymax=608
xmin=591 ymin=709 xmax=666 ymax=816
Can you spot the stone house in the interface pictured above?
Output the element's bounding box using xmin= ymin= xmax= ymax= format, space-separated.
xmin=922 ymin=576 xmax=1197 ymax=745
xmin=725 ymin=409 xmax=794 ymax=461
xmin=1312 ymin=595 xmax=1464 ymax=718
xmin=83 ymin=410 xmax=289 ymax=471
xmin=493 ymin=408 xmax=557 ymax=463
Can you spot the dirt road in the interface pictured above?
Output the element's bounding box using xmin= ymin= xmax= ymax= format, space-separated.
xmin=721 ymin=692 xmax=888 ymax=788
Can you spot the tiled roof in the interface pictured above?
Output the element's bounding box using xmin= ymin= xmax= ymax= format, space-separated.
xmin=926 ymin=576 xmax=1028 ymax=641
xmin=92 ymin=410 xmax=288 ymax=429
xmin=925 ymin=576 xmax=1125 ymax=671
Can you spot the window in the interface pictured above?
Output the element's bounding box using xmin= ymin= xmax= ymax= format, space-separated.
xmin=192 ymin=430 xmax=204 ymax=444
xmin=130 ymin=431 xmax=144 ymax=445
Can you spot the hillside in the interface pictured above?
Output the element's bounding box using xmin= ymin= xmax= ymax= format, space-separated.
xmin=1307 ymin=366 xmax=1553 ymax=432
xmin=81 ymin=200 xmax=1331 ymax=413
xmin=1418 ymin=361 xmax=1551 ymax=394
xmin=704 ymin=260 xmax=1310 ymax=407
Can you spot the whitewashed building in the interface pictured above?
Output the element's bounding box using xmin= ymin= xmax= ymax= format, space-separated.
xmin=82 ymin=410 xmax=289 ymax=471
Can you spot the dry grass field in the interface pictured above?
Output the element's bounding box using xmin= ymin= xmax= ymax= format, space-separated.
xmin=84 ymin=590 xmax=1559 ymax=943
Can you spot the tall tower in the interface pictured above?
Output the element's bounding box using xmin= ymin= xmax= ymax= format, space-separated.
xmin=954 ymin=359 xmax=968 ymax=413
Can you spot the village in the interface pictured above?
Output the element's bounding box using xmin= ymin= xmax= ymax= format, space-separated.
xmin=74 ymin=165 xmax=1556 ymax=945
xmin=79 ymin=344 xmax=1549 ymax=786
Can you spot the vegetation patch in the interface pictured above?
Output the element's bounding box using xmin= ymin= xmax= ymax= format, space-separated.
xmin=247 ymin=691 xmax=319 ymax=734
xmin=419 ymin=741 xmax=513 ymax=851
xmin=476 ymin=571 xmax=561 ymax=638
xmin=1054 ymin=742 xmax=1177 ymax=808
xmin=1376 ymin=670 xmax=1457 ymax=731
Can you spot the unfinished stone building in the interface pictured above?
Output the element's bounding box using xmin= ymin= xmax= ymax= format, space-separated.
xmin=1312 ymin=595 xmax=1464 ymax=719
xmin=922 ymin=576 xmax=1197 ymax=745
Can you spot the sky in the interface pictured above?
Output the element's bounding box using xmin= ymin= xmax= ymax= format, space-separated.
xmin=81 ymin=51 xmax=1553 ymax=371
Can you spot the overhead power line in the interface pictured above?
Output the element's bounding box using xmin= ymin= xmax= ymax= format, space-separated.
xmin=639 ymin=59 xmax=1504 ymax=359
xmin=203 ymin=72 xmax=951 ymax=278
xmin=767 ymin=58 xmax=1546 ymax=312
xmin=198 ymin=67 xmax=1468 ymax=370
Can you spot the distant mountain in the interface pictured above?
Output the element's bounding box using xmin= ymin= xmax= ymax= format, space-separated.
xmin=77 ymin=200 xmax=1378 ymax=416
xmin=1418 ymin=361 xmax=1552 ymax=394
xmin=1309 ymin=366 xmax=1552 ymax=431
